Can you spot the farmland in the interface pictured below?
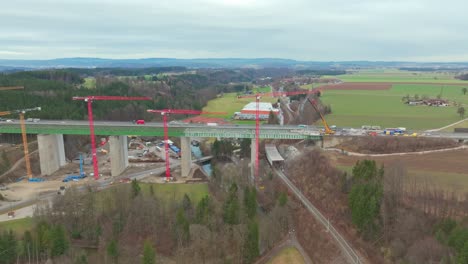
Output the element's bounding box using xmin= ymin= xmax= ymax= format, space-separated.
xmin=317 ymin=83 xmax=468 ymax=129
xmin=324 ymin=69 xmax=468 ymax=84
xmin=329 ymin=148 xmax=468 ymax=195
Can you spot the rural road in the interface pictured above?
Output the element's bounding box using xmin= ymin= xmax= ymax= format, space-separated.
xmin=427 ymin=118 xmax=468 ymax=132
xmin=0 ymin=204 xmax=35 ymax=222
xmin=274 ymin=168 xmax=364 ymax=264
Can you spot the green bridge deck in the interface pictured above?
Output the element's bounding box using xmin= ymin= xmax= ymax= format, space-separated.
xmin=0 ymin=123 xmax=322 ymax=140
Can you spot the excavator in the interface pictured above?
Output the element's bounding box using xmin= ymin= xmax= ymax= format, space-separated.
xmin=0 ymin=106 xmax=41 ymax=180
xmin=307 ymin=98 xmax=335 ymax=135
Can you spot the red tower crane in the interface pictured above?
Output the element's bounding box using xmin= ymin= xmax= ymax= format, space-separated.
xmin=147 ymin=109 xmax=225 ymax=182
xmin=237 ymin=88 xmax=321 ymax=181
xmin=72 ymin=96 xmax=152 ymax=180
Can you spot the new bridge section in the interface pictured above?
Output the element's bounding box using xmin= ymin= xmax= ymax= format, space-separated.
xmin=0 ymin=120 xmax=322 ymax=140
xmin=0 ymin=120 xmax=322 ymax=178
xmin=0 ymin=120 xmax=182 ymax=137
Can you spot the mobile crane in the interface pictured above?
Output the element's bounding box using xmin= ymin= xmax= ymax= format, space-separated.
xmin=63 ymin=154 xmax=86 ymax=182
xmin=307 ymin=98 xmax=335 ymax=135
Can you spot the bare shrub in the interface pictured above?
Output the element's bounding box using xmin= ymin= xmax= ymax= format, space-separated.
xmin=338 ymin=137 xmax=459 ymax=154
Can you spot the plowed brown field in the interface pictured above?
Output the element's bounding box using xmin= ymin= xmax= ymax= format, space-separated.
xmin=319 ymin=81 xmax=468 ymax=91
xmin=328 ymin=149 xmax=468 ymax=175
xmin=320 ymin=82 xmax=392 ymax=90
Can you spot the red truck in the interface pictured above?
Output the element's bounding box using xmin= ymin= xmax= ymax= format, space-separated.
xmin=134 ymin=120 xmax=145 ymax=125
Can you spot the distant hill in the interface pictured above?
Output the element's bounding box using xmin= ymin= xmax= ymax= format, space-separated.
xmin=1 ymin=57 xmax=468 ymax=70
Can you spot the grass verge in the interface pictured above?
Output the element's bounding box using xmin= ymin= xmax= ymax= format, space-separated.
xmin=267 ymin=246 xmax=306 ymax=264
xmin=0 ymin=217 xmax=33 ymax=234
xmin=140 ymin=183 xmax=209 ymax=203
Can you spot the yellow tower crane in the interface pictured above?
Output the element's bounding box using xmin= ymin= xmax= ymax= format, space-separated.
xmin=0 ymin=107 xmax=41 ymax=180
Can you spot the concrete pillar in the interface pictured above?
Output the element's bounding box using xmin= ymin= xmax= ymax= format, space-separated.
xmin=250 ymin=137 xmax=257 ymax=183
xmin=38 ymin=134 xmax=66 ymax=175
xmin=180 ymin=137 xmax=191 ymax=177
xmin=109 ymin=136 xmax=128 ymax=177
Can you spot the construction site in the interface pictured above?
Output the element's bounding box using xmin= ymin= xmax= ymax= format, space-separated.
xmin=1 ymin=73 xmax=468 ymax=264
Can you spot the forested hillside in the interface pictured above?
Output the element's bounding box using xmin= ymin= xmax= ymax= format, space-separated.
xmin=0 ymin=68 xmax=275 ymax=121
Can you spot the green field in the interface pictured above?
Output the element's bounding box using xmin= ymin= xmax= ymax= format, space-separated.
xmin=324 ymin=69 xmax=467 ymax=84
xmin=336 ymin=165 xmax=468 ymax=194
xmin=202 ymin=92 xmax=278 ymax=120
xmin=99 ymin=182 xmax=209 ymax=204
xmin=0 ymin=217 xmax=33 ymax=234
xmin=253 ymin=86 xmax=271 ymax=93
xmin=267 ymin=247 xmax=306 ymax=264
xmin=441 ymin=119 xmax=468 ymax=132
xmin=140 ymin=183 xmax=209 ymax=203
xmin=83 ymin=77 xmax=96 ymax=89
xmin=319 ymin=84 xmax=468 ymax=130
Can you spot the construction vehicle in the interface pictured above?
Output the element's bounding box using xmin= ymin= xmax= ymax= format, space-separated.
xmin=307 ymin=98 xmax=335 ymax=135
xmin=63 ymin=154 xmax=87 ymax=182
xmin=0 ymin=106 xmax=41 ymax=180
xmin=147 ymin=109 xmax=225 ymax=181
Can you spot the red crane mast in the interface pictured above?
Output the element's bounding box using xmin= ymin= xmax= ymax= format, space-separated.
xmin=73 ymin=96 xmax=151 ymax=180
xmin=147 ymin=109 xmax=225 ymax=182
xmin=237 ymin=88 xmax=321 ymax=182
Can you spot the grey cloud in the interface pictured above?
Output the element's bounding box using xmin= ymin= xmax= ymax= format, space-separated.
xmin=0 ymin=0 xmax=467 ymax=61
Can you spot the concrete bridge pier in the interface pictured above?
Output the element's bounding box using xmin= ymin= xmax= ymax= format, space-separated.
xmin=180 ymin=137 xmax=191 ymax=177
xmin=250 ymin=137 xmax=257 ymax=183
xmin=109 ymin=135 xmax=129 ymax=176
xmin=38 ymin=134 xmax=66 ymax=175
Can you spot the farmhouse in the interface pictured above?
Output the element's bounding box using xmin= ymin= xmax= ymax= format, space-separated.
xmin=407 ymin=100 xmax=424 ymax=105
xmin=406 ymin=99 xmax=449 ymax=107
xmin=424 ymin=99 xmax=448 ymax=106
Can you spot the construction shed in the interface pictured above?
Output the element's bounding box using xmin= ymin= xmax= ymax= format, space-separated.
xmin=265 ymin=144 xmax=285 ymax=168
xmin=234 ymin=102 xmax=280 ymax=120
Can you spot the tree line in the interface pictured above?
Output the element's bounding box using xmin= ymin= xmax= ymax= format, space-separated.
xmin=0 ymin=68 xmax=265 ymax=121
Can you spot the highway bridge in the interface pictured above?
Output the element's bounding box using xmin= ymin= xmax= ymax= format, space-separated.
xmin=2 ymin=119 xmax=466 ymax=139
xmin=1 ymin=119 xmax=467 ymax=179
xmin=0 ymin=120 xmax=322 ymax=140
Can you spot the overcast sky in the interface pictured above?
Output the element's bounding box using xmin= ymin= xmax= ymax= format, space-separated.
xmin=1 ymin=0 xmax=467 ymax=61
